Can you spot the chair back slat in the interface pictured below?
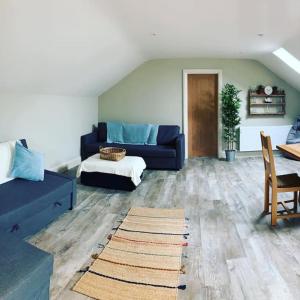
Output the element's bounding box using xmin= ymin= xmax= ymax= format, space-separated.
xmin=260 ymin=131 xmax=277 ymax=187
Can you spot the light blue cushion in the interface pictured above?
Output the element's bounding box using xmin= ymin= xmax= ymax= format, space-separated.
xmin=147 ymin=125 xmax=159 ymax=145
xmin=10 ymin=141 xmax=44 ymax=181
xmin=107 ymin=121 xmax=124 ymax=143
xmin=123 ymin=123 xmax=151 ymax=145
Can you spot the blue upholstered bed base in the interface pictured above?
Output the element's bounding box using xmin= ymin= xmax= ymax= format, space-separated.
xmin=0 ymin=139 xmax=76 ymax=300
xmin=80 ymin=171 xmax=141 ymax=191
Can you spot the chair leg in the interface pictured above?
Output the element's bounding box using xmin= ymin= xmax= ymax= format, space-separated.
xmin=271 ymin=190 xmax=278 ymax=226
xmin=294 ymin=191 xmax=298 ymax=213
xmin=264 ymin=178 xmax=270 ymax=213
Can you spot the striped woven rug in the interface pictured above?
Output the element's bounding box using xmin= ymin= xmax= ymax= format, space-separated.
xmin=73 ymin=207 xmax=188 ymax=300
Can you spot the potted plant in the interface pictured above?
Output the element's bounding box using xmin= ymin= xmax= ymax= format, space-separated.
xmin=221 ymin=83 xmax=241 ymax=162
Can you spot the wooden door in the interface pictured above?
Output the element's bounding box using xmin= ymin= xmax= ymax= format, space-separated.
xmin=188 ymin=74 xmax=218 ymax=157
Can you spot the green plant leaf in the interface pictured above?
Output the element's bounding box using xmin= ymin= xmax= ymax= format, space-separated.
xmin=221 ymin=83 xmax=241 ymax=150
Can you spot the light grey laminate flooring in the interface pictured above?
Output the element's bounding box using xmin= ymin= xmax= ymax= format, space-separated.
xmin=29 ymin=156 xmax=300 ymax=300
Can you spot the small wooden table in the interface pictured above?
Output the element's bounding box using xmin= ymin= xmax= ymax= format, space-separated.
xmin=276 ymin=143 xmax=300 ymax=160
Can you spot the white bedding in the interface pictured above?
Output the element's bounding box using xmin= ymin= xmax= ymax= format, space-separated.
xmin=0 ymin=140 xmax=17 ymax=185
xmin=76 ymin=154 xmax=146 ymax=186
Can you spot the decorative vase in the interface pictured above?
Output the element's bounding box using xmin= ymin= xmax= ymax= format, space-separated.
xmin=225 ymin=150 xmax=236 ymax=162
xmin=257 ymin=85 xmax=264 ymax=94
xmin=272 ymin=86 xmax=278 ymax=94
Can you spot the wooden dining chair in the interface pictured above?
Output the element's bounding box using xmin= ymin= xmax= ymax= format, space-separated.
xmin=260 ymin=131 xmax=300 ymax=226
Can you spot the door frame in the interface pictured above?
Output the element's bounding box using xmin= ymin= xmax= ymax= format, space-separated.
xmin=183 ymin=69 xmax=223 ymax=159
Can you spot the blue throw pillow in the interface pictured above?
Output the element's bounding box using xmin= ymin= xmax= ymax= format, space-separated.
xmin=10 ymin=141 xmax=44 ymax=181
xmin=123 ymin=123 xmax=151 ymax=145
xmin=107 ymin=121 xmax=124 ymax=143
xmin=147 ymin=125 xmax=159 ymax=145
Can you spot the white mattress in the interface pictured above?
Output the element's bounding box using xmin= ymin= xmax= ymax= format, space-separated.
xmin=0 ymin=140 xmax=17 ymax=185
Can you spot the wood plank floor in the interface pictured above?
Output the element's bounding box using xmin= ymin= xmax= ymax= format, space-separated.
xmin=28 ymin=156 xmax=300 ymax=300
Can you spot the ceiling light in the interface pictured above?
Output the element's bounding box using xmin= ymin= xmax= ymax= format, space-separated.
xmin=257 ymin=33 xmax=264 ymax=37
xmin=273 ymin=48 xmax=300 ymax=74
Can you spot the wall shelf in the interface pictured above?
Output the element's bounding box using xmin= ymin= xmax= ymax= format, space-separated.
xmin=249 ymin=88 xmax=286 ymax=116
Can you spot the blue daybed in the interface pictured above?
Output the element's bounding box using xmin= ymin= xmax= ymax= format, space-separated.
xmin=0 ymin=139 xmax=76 ymax=300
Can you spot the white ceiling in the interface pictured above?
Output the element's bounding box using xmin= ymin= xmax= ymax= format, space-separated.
xmin=0 ymin=1 xmax=145 ymax=96
xmin=1 ymin=0 xmax=300 ymax=96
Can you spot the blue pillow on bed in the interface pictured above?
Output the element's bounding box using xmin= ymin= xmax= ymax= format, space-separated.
xmin=10 ymin=141 xmax=44 ymax=181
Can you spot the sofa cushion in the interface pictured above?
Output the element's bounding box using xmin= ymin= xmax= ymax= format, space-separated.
xmin=0 ymin=231 xmax=53 ymax=300
xmin=130 ymin=145 xmax=176 ymax=158
xmin=0 ymin=170 xmax=73 ymax=229
xmin=157 ymin=125 xmax=180 ymax=145
xmin=100 ymin=143 xmax=176 ymax=158
xmin=98 ymin=122 xmax=160 ymax=145
xmin=85 ymin=142 xmax=102 ymax=155
xmin=98 ymin=122 xmax=107 ymax=142
xmin=85 ymin=142 xmax=176 ymax=158
xmin=97 ymin=123 xmax=175 ymax=146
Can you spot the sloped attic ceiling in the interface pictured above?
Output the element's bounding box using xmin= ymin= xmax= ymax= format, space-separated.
xmin=258 ymin=35 xmax=300 ymax=91
xmin=0 ymin=0 xmax=145 ymax=96
xmin=1 ymin=0 xmax=300 ymax=96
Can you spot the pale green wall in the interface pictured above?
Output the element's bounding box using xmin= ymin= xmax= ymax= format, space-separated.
xmin=0 ymin=94 xmax=98 ymax=169
xmin=99 ymin=58 xmax=300 ymax=129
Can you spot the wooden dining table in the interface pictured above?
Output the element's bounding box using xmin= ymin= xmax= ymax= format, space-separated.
xmin=276 ymin=143 xmax=300 ymax=160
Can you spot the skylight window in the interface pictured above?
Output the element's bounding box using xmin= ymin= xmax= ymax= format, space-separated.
xmin=273 ymin=48 xmax=300 ymax=74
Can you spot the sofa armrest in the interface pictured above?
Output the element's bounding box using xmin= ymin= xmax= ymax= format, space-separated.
xmin=175 ymin=134 xmax=185 ymax=170
xmin=44 ymin=170 xmax=77 ymax=209
xmin=80 ymin=131 xmax=98 ymax=160
xmin=0 ymin=231 xmax=53 ymax=300
xmin=81 ymin=131 xmax=98 ymax=145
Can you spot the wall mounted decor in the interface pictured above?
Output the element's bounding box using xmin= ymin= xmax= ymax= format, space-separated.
xmin=249 ymin=86 xmax=285 ymax=116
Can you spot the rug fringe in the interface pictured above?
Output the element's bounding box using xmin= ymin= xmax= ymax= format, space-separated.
xmin=178 ymin=284 xmax=186 ymax=290
xmin=78 ymin=266 xmax=89 ymax=273
xmin=180 ymin=265 xmax=186 ymax=274
xmin=91 ymin=253 xmax=99 ymax=259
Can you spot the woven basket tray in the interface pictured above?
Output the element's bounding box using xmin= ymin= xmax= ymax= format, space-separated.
xmin=99 ymin=147 xmax=126 ymax=161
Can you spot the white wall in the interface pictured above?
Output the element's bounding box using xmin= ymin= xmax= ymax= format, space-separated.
xmin=0 ymin=0 xmax=145 ymax=96
xmin=99 ymin=58 xmax=300 ymax=128
xmin=0 ymin=94 xmax=98 ymax=169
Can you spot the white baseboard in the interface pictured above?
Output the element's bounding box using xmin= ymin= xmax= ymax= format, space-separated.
xmin=50 ymin=156 xmax=81 ymax=173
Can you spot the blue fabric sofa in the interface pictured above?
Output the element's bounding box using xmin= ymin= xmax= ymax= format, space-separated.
xmin=81 ymin=122 xmax=185 ymax=170
xmin=0 ymin=139 xmax=76 ymax=300
xmin=0 ymin=231 xmax=53 ymax=300
xmin=287 ymin=116 xmax=300 ymax=145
